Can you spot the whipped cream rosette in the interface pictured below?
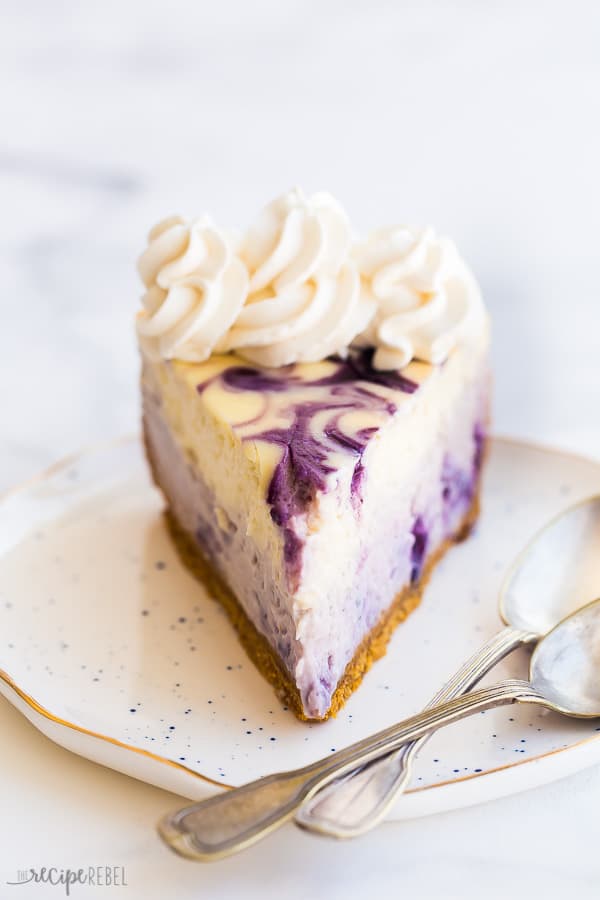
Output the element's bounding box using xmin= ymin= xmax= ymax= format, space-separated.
xmin=136 ymin=215 xmax=248 ymax=362
xmin=218 ymin=188 xmax=375 ymax=367
xmin=353 ymin=225 xmax=483 ymax=370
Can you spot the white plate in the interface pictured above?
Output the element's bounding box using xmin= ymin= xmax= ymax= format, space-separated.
xmin=1 ymin=435 xmax=600 ymax=821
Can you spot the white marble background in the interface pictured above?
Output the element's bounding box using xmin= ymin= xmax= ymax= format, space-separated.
xmin=2 ymin=1 xmax=600 ymax=897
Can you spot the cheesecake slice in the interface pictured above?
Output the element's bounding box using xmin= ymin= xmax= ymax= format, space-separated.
xmin=137 ymin=190 xmax=490 ymax=720
xmin=143 ymin=344 xmax=488 ymax=720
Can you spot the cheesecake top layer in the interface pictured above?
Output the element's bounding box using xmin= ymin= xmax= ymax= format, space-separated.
xmin=166 ymin=348 xmax=440 ymax=578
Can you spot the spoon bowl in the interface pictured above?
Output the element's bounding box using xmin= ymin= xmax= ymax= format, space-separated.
xmin=501 ymin=495 xmax=600 ymax=634
xmin=530 ymin=597 xmax=600 ymax=717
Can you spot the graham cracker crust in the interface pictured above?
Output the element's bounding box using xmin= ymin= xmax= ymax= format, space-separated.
xmin=144 ymin=413 xmax=484 ymax=721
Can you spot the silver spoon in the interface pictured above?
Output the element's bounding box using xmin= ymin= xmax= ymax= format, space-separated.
xmin=158 ymin=596 xmax=600 ymax=861
xmin=296 ymin=494 xmax=600 ymax=838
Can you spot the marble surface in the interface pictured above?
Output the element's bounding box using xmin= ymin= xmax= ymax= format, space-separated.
xmin=2 ymin=1 xmax=600 ymax=897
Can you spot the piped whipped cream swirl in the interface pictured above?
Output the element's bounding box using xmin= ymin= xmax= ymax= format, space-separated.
xmin=353 ymin=226 xmax=482 ymax=370
xmin=136 ymin=193 xmax=485 ymax=371
xmin=136 ymin=216 xmax=248 ymax=362
xmin=219 ymin=188 xmax=375 ymax=367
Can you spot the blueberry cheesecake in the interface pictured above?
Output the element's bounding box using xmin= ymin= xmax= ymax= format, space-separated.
xmin=137 ymin=188 xmax=490 ymax=720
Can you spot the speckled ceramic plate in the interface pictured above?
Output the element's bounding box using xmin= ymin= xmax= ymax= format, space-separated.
xmin=2 ymin=435 xmax=600 ymax=820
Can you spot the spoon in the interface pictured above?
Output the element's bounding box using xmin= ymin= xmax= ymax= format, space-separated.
xmin=296 ymin=494 xmax=600 ymax=837
xmin=158 ymin=596 xmax=600 ymax=861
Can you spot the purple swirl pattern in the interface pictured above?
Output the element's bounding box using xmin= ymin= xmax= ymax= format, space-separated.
xmin=196 ymin=350 xmax=419 ymax=584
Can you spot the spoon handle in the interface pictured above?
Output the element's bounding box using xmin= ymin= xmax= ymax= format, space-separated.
xmin=158 ymin=679 xmax=539 ymax=860
xmin=296 ymin=625 xmax=536 ymax=837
